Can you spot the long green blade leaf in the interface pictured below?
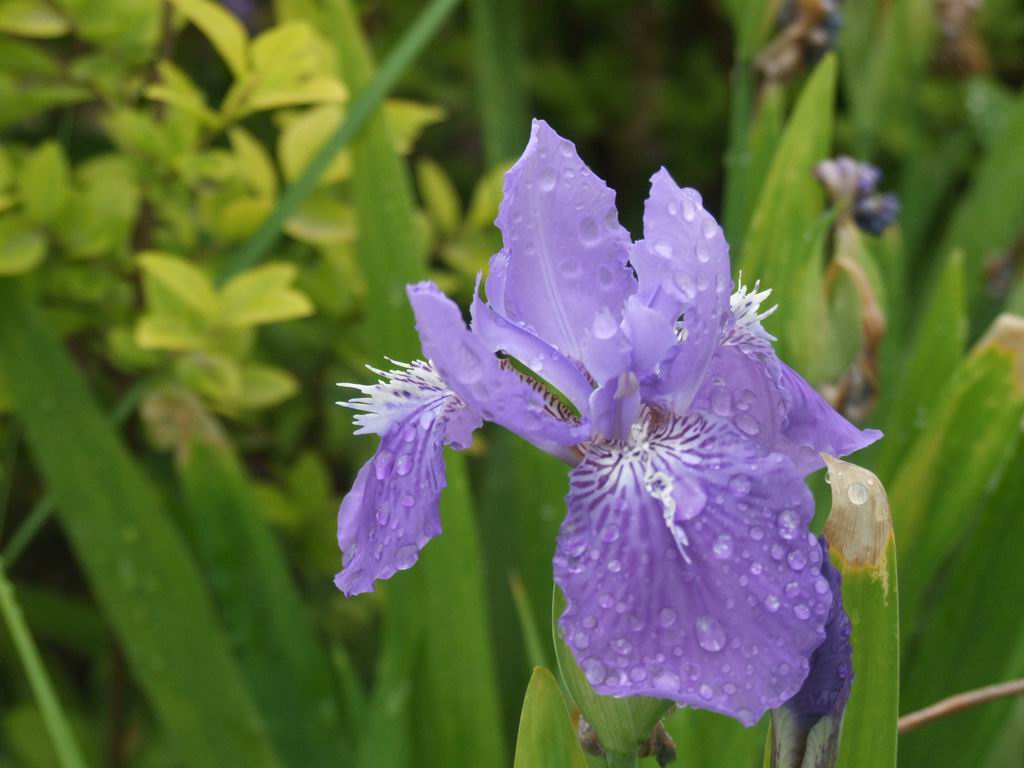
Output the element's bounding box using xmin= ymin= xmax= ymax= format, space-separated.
xmin=0 ymin=560 xmax=89 ymax=768
xmin=0 ymin=280 xmax=281 ymax=768
xmin=179 ymin=442 xmax=352 ymax=767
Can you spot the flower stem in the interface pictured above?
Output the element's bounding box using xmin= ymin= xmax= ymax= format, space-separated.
xmin=605 ymin=752 xmax=640 ymax=768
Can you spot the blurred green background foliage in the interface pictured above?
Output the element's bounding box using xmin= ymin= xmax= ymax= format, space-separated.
xmin=0 ymin=0 xmax=1023 ymax=766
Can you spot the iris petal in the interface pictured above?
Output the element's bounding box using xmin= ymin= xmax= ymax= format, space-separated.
xmin=554 ymin=409 xmax=831 ymax=725
xmin=408 ymin=281 xmax=589 ymax=456
xmin=493 ymin=119 xmax=636 ymax=360
xmin=335 ymin=362 xmax=481 ymax=595
xmin=632 ymin=169 xmax=733 ymax=414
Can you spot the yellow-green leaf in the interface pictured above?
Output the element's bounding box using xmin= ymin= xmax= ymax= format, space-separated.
xmin=0 ymin=216 xmax=46 ymax=275
xmin=385 ymin=98 xmax=446 ymax=154
xmin=229 ymin=127 xmax=278 ymax=198
xmin=144 ymin=60 xmax=218 ymax=126
xmin=169 ymin=0 xmax=248 ymax=78
xmin=237 ymin=364 xmax=299 ymax=410
xmin=221 ymin=262 xmax=314 ymax=328
xmin=416 ymin=158 xmax=461 ymax=235
xmin=513 ymin=667 xmax=588 ymax=768
xmin=276 ymin=105 xmax=352 ymax=185
xmin=137 ymin=252 xmax=219 ymax=318
xmin=17 ymin=141 xmax=70 ymax=225
xmin=0 ymin=1 xmax=70 ymax=38
xmin=282 ymin=193 xmax=357 ymax=246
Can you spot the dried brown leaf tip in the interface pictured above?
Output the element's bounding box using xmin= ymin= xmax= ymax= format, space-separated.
xmin=822 ymin=454 xmax=892 ymax=577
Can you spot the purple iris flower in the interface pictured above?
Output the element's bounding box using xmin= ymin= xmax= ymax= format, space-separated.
xmin=336 ymin=120 xmax=880 ymax=725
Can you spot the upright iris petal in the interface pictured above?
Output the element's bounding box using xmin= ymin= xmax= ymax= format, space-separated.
xmin=334 ymin=120 xmax=881 ymax=728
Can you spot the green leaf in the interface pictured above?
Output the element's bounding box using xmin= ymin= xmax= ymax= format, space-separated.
xmin=888 ymin=320 xmax=1024 ymax=631
xmin=899 ymin=436 xmax=1024 ymax=768
xmin=875 ymin=251 xmax=966 ymax=480
xmin=664 ymin=707 xmax=765 ymax=768
xmin=17 ymin=141 xmax=70 ymax=225
xmin=237 ymin=364 xmax=299 ymax=410
xmin=144 ymin=60 xmax=219 ymax=126
xmin=0 ymin=217 xmax=46 ymax=275
xmin=469 ymin=0 xmax=529 ymax=164
xmin=513 ymin=667 xmax=588 ymax=768
xmin=179 ymin=442 xmax=352 ymax=766
xmin=939 ymin=89 xmax=1024 ymax=317
xmin=229 ymin=127 xmax=279 ymax=198
xmin=384 ymin=99 xmax=446 ymax=155
xmin=169 ymin=0 xmax=249 ymax=78
xmin=0 ymin=1 xmax=70 ymax=38
xmin=738 ymin=55 xmax=836 ymax=367
xmin=220 ymin=262 xmax=314 ymax=328
xmin=137 ymin=252 xmax=219 ymax=319
xmin=552 ymin=587 xmax=673 ymax=758
xmin=822 ymin=456 xmax=899 ymax=768
xmin=416 ymin=158 xmax=462 ymax=236
xmin=277 ymin=105 xmax=352 ymax=185
xmin=0 ymin=562 xmax=89 ymax=768
xmin=220 ymin=0 xmax=460 ymax=281
xmin=282 ymin=193 xmax=357 ymax=246
xmin=0 ymin=280 xmax=282 ymax=767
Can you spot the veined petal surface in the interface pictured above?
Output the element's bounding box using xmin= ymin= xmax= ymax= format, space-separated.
xmin=554 ymin=409 xmax=831 ymax=725
xmin=493 ymin=119 xmax=636 ymax=360
xmin=335 ymin=361 xmax=481 ymax=595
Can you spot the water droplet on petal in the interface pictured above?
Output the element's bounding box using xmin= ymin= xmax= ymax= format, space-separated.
xmin=580 ymin=217 xmax=600 ymax=243
xmin=736 ymin=414 xmax=761 ymax=436
xmin=712 ymin=534 xmax=734 ymax=559
xmin=400 ymin=493 xmax=415 ymax=508
xmin=659 ymin=608 xmax=677 ymax=627
xmin=749 ymin=525 xmax=764 ymax=541
xmin=777 ymin=509 xmax=798 ymax=539
xmin=612 ymin=637 xmax=632 ymax=655
xmin=630 ymin=667 xmax=648 ymax=682
xmin=729 ymin=475 xmax=751 ymax=495
xmin=787 ymin=549 xmax=807 ymax=571
xmin=583 ymin=658 xmax=607 ymax=685
xmin=375 ymin=452 xmax=394 ymax=480
xmin=794 ymin=604 xmax=811 ymax=620
xmin=607 ymin=559 xmax=622 ymax=573
xmin=702 ymin=219 xmax=717 ymax=240
xmin=653 ymin=669 xmax=681 ymax=691
xmin=699 ymin=684 xmax=714 ymax=700
xmin=592 ymin=309 xmax=619 ymax=340
xmin=394 ymin=544 xmax=418 ymax=569
xmin=673 ymin=270 xmax=696 ymax=299
xmin=848 ymin=482 xmax=869 ymax=505
xmin=395 ymin=454 xmax=413 ymax=476
xmin=539 ymin=167 xmax=557 ymax=191
xmin=654 ymin=241 xmax=674 ymax=259
xmin=696 ymin=615 xmax=726 ymax=652
xmin=682 ymin=198 xmax=696 ymax=221
xmin=710 ymin=386 xmax=731 ymax=416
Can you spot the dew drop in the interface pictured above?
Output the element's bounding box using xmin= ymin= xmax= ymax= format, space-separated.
xmin=400 ymin=493 xmax=415 ymax=508
xmin=681 ymin=198 xmax=696 ymax=221
xmin=729 ymin=475 xmax=751 ymax=495
xmin=794 ymin=604 xmax=811 ymax=620
xmin=736 ymin=414 xmax=761 ymax=436
xmin=710 ymin=386 xmax=731 ymax=416
xmin=607 ymin=559 xmax=622 ymax=573
xmin=667 ymin=201 xmax=679 ymax=216
xmin=395 ymin=454 xmax=413 ymax=476
xmin=598 ymin=593 xmax=614 ymax=609
xmin=580 ymin=217 xmax=600 ymax=243
xmin=712 ymin=534 xmax=734 ymax=559
xmin=814 ymin=577 xmax=830 ymax=595
xmin=573 ymin=631 xmax=590 ymax=649
xmin=654 ymin=241 xmax=674 ymax=259
xmin=673 ymin=270 xmax=696 ymax=299
xmin=630 ymin=667 xmax=648 ymax=682
xmin=702 ymin=219 xmax=717 ymax=240
xmin=394 ymin=544 xmax=418 ymax=569
xmin=696 ymin=240 xmax=711 ymax=263
xmin=592 ymin=309 xmax=619 ymax=340
xmin=374 ymin=451 xmax=394 ymax=480
xmin=749 ymin=525 xmax=764 ymax=541
xmin=659 ymin=608 xmax=677 ymax=627
xmin=612 ymin=637 xmax=632 ymax=655
xmin=601 ymin=524 xmax=621 ymax=543
xmin=653 ymin=669 xmax=681 ymax=691
xmin=583 ymin=658 xmax=607 ymax=685
xmin=699 ymin=684 xmax=714 ymax=700
xmin=696 ymin=615 xmax=726 ymax=653
xmin=777 ymin=509 xmax=798 ymax=539
xmin=787 ymin=549 xmax=807 ymax=571
xmin=848 ymin=482 xmax=869 ymax=505
xmin=539 ymin=167 xmax=557 ymax=192
xmin=764 ymin=595 xmax=780 ymax=612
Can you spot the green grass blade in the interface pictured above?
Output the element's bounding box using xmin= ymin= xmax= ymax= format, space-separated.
xmin=513 ymin=667 xmax=588 ymax=768
xmin=900 ymin=437 xmax=1024 ymax=768
xmin=319 ymin=3 xmax=507 ymax=764
xmin=179 ymin=442 xmax=352 ymax=766
xmin=888 ymin=328 xmax=1024 ymax=631
xmin=737 ymin=55 xmax=836 ymax=373
xmin=822 ymin=456 xmax=899 ymax=768
xmin=663 ymin=707 xmax=766 ymax=768
xmin=470 ymin=0 xmax=530 ymax=164
xmin=0 ymin=560 xmax=89 ymax=768
xmin=0 ymin=280 xmax=281 ymax=768
xmin=220 ymin=0 xmax=462 ymax=282
xmin=938 ymin=90 xmax=1024 ymax=319
xmin=874 ymin=250 xmax=967 ymax=480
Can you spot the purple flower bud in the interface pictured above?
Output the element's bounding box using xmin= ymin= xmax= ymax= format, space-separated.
xmin=815 ymin=156 xmax=900 ymax=236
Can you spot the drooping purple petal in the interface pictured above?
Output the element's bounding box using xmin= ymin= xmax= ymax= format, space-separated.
xmin=778 ymin=362 xmax=882 ymax=472
xmin=335 ymin=362 xmax=481 ymax=595
xmin=633 ymin=169 xmax=733 ymax=414
xmin=471 ymin=280 xmax=594 ymax=414
xmin=782 ymin=537 xmax=853 ymax=727
xmin=408 ymin=281 xmax=589 ymax=457
xmin=554 ymin=409 xmax=831 ymax=726
xmin=771 ymin=538 xmax=852 ymax=767
xmin=693 ymin=281 xmax=880 ymax=475
xmin=493 ymin=119 xmax=636 ymax=360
